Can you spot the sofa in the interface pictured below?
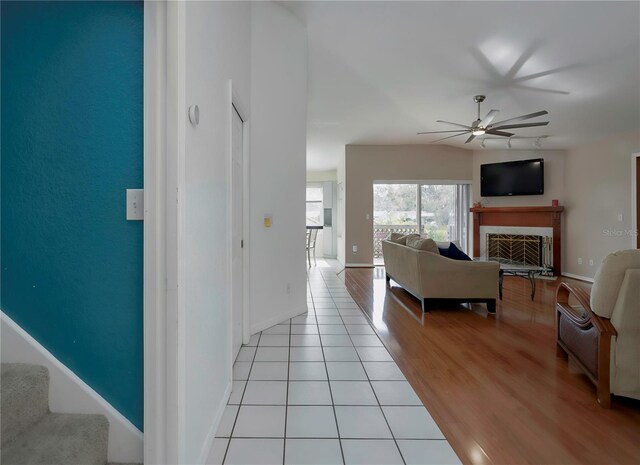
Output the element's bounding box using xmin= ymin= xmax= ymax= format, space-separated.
xmin=382 ymin=236 xmax=500 ymax=313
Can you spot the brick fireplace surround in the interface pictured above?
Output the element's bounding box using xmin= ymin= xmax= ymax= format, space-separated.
xmin=470 ymin=206 xmax=564 ymax=276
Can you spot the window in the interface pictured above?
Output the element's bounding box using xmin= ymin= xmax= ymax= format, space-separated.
xmin=306 ymin=186 xmax=323 ymax=226
xmin=373 ymin=182 xmax=470 ymax=263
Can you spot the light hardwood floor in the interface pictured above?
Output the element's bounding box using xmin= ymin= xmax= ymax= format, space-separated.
xmin=339 ymin=267 xmax=640 ymax=465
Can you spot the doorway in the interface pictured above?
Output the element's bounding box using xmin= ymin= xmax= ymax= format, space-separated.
xmin=231 ymin=104 xmax=244 ymax=360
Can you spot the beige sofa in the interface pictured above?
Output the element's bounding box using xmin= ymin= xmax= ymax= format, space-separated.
xmin=382 ymin=239 xmax=500 ymax=313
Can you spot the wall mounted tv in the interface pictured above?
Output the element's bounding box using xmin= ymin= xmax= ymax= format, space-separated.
xmin=480 ymin=158 xmax=544 ymax=197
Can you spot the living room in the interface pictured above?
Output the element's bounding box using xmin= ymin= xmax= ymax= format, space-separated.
xmin=296 ymin=1 xmax=640 ymax=464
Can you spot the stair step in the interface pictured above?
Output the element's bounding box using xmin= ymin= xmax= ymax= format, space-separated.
xmin=1 ymin=363 xmax=50 ymax=446
xmin=1 ymin=413 xmax=109 ymax=465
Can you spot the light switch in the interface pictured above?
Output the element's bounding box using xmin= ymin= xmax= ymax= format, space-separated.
xmin=127 ymin=189 xmax=144 ymax=220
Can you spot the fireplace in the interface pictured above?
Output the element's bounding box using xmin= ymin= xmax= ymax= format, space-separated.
xmin=470 ymin=206 xmax=564 ymax=276
xmin=486 ymin=233 xmax=553 ymax=269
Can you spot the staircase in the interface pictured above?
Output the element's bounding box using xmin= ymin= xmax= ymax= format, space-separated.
xmin=1 ymin=363 xmax=114 ymax=465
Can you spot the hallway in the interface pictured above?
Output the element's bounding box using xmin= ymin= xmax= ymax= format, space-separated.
xmin=210 ymin=265 xmax=460 ymax=464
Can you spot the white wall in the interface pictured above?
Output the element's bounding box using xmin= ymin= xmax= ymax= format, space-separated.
xmin=180 ymin=2 xmax=251 ymax=462
xmin=344 ymin=144 xmax=473 ymax=265
xmin=249 ymin=2 xmax=308 ymax=332
xmin=564 ymin=131 xmax=640 ymax=278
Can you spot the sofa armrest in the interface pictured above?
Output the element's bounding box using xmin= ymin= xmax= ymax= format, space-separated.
xmin=555 ymin=282 xmax=616 ymax=407
xmin=556 ymin=283 xmax=616 ymax=334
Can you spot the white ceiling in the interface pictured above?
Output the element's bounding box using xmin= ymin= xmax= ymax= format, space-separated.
xmin=283 ymin=1 xmax=640 ymax=171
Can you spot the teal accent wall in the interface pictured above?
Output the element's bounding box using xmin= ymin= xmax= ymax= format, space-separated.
xmin=1 ymin=1 xmax=144 ymax=429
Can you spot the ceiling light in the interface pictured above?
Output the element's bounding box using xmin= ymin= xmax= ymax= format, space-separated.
xmin=472 ymin=129 xmax=486 ymax=136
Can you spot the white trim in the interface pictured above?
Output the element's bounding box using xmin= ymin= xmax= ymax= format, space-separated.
xmin=345 ymin=263 xmax=376 ymax=268
xmin=162 ymin=1 xmax=187 ymax=462
xmin=561 ymin=272 xmax=595 ymax=283
xmin=242 ymin=120 xmax=251 ymax=344
xmin=1 ymin=312 xmax=143 ymax=463
xmin=227 ymin=80 xmax=251 ymax=362
xmin=143 ymin=1 xmax=170 ymax=463
xmin=250 ymin=307 xmax=308 ymax=335
xmin=632 ymin=152 xmax=639 ymax=249
xmin=196 ymin=382 xmax=232 ymax=464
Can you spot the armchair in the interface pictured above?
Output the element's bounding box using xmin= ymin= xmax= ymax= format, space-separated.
xmin=555 ymin=249 xmax=640 ymax=407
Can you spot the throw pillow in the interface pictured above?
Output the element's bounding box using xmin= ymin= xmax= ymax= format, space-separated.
xmin=389 ymin=233 xmax=419 ymax=245
xmin=438 ymin=242 xmax=472 ymax=261
xmin=389 ymin=232 xmax=407 ymax=244
xmin=406 ymin=236 xmax=440 ymax=254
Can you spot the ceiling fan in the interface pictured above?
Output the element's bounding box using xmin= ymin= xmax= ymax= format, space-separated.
xmin=418 ymin=95 xmax=549 ymax=143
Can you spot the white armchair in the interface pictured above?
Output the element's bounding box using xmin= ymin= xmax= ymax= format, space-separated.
xmin=556 ymin=249 xmax=640 ymax=407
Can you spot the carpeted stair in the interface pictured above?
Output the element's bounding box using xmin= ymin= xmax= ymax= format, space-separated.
xmin=1 ymin=363 xmax=110 ymax=465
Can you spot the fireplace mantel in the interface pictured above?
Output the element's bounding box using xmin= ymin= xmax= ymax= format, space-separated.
xmin=470 ymin=206 xmax=564 ymax=275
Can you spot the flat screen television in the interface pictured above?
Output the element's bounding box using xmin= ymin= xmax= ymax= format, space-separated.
xmin=480 ymin=158 xmax=544 ymax=197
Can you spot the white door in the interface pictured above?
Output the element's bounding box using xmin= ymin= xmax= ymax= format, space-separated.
xmin=231 ymin=106 xmax=244 ymax=360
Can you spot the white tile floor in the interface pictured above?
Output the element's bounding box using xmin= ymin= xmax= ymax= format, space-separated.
xmin=211 ymin=264 xmax=461 ymax=465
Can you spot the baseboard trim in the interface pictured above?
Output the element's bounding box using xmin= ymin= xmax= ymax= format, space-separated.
xmin=250 ymin=306 xmax=308 ymax=335
xmin=561 ymin=272 xmax=595 ymax=283
xmin=198 ymin=380 xmax=232 ymax=464
xmin=345 ymin=263 xmax=375 ymax=268
xmin=1 ymin=312 xmax=143 ymax=463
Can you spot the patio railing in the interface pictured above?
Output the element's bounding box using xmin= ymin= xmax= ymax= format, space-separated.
xmin=373 ymin=225 xmax=419 ymax=258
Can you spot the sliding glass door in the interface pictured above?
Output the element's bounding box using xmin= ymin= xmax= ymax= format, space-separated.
xmin=374 ymin=182 xmax=470 ymax=264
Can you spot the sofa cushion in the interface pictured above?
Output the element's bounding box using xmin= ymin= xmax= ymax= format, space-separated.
xmin=406 ymin=236 xmax=439 ymax=254
xmin=438 ymin=242 xmax=472 ymax=261
xmin=389 ymin=233 xmax=418 ymax=245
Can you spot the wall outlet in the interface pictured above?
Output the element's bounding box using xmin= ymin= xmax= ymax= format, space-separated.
xmin=352 ymin=245 xmax=358 ymax=254
xmin=578 ymin=257 xmax=582 ymax=265
xmin=366 ymin=213 xmax=371 ymax=220
xmin=618 ymin=213 xmax=624 ymax=222
xmin=589 ymin=259 xmax=594 ymax=267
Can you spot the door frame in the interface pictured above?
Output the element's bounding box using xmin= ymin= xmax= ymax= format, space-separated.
xmin=144 ymin=0 xmax=183 ymax=462
xmin=632 ymin=152 xmax=639 ymax=249
xmin=227 ymin=80 xmax=251 ymax=359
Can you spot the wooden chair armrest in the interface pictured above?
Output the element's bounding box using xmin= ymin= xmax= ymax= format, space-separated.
xmin=556 ymin=282 xmax=617 ymax=335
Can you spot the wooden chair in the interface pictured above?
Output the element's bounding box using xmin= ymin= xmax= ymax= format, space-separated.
xmin=555 ymin=250 xmax=640 ymax=407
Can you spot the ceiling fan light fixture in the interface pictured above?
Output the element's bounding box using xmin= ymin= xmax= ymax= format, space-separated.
xmin=472 ymin=129 xmax=486 ymax=136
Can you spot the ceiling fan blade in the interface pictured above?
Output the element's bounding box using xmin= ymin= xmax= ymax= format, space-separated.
xmin=490 ymin=122 xmax=549 ymax=131
xmin=485 ymin=130 xmax=515 ymax=137
xmin=436 ymin=120 xmax=473 ymax=130
xmin=417 ymin=130 xmax=468 ymax=135
xmin=488 ymin=110 xmax=549 ymax=128
xmin=479 ymin=109 xmax=499 ymax=128
xmin=431 ymin=132 xmax=470 ymax=143
xmin=464 ymin=134 xmax=476 ymax=144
